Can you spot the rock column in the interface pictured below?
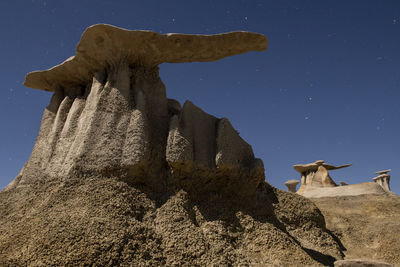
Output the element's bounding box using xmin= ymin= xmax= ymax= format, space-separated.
xmin=285 ymin=179 xmax=299 ymax=192
xmin=373 ymin=169 xmax=391 ymax=192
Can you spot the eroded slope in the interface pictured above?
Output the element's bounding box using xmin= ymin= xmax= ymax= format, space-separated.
xmin=0 ymin=174 xmax=343 ymax=266
xmin=313 ymin=194 xmax=400 ymax=266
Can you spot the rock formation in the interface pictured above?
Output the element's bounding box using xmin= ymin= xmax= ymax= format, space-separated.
xmin=0 ymin=24 xmax=345 ymax=266
xmin=372 ymin=169 xmax=391 ymax=192
xmin=291 ymin=162 xmax=399 ymax=265
xmin=285 ymin=179 xmax=299 ymax=192
xmin=5 ymin=24 xmax=267 ymax=196
xmin=294 ymin=160 xmax=351 ymax=193
xmin=24 ymin=24 xmax=268 ymax=92
xmin=292 ymin=160 xmax=395 ymax=198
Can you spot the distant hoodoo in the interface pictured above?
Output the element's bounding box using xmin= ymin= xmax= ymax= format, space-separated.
xmin=294 ymin=160 xmax=352 ymax=194
xmin=372 ymin=169 xmax=391 ymax=192
xmin=290 ymin=160 xmax=394 ymax=198
xmin=284 ymin=179 xmax=299 ymax=192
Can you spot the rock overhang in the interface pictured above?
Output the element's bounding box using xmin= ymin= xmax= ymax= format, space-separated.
xmin=293 ymin=160 xmax=352 ymax=173
xmin=24 ymin=24 xmax=268 ymax=92
xmin=285 ymin=179 xmax=299 ymax=185
xmin=375 ymin=169 xmax=391 ymax=175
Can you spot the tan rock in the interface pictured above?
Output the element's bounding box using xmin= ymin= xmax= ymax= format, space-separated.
xmin=24 ymin=24 xmax=268 ymax=92
xmin=376 ymin=169 xmax=391 ymax=175
xmin=167 ymin=100 xmax=218 ymax=169
xmin=6 ymin=25 xmax=268 ymax=194
xmin=165 ymin=101 xmax=264 ymax=196
xmin=293 ymin=160 xmax=352 ymax=173
xmin=284 ymin=179 xmax=299 ymax=192
xmin=372 ymin=169 xmax=391 ymax=192
xmin=294 ymin=161 xmax=395 ymax=198
xmin=295 ymin=160 xmax=352 ymax=196
xmin=5 ymin=63 xmax=168 ymax=189
xmin=299 ymin=182 xmax=387 ymax=198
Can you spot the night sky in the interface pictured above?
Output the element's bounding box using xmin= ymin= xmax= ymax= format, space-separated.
xmin=1 ymin=1 xmax=399 ymax=194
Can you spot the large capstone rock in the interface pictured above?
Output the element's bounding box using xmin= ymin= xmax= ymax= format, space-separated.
xmin=24 ymin=24 xmax=268 ymax=92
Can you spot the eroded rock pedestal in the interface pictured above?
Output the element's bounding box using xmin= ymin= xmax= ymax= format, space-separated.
xmin=0 ymin=24 xmax=344 ymax=266
xmin=372 ymin=169 xmax=391 ymax=192
xmin=285 ymin=179 xmax=299 ymax=192
xmin=293 ymin=160 xmax=394 ymax=198
xmin=5 ymin=62 xmax=264 ymax=198
xmin=294 ymin=160 xmax=351 ymax=192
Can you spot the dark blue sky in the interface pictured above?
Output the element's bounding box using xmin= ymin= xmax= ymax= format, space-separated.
xmin=1 ymin=1 xmax=399 ymax=194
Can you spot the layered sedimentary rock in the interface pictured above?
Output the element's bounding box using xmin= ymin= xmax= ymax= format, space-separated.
xmin=0 ymin=25 xmax=345 ymax=266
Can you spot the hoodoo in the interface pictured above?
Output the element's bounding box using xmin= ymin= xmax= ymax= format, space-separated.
xmin=0 ymin=24 xmax=345 ymax=266
xmin=372 ymin=169 xmax=391 ymax=192
xmin=285 ymin=179 xmax=299 ymax=192
xmin=292 ymin=160 xmax=394 ymax=198
xmin=6 ymin=24 xmax=268 ymax=195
